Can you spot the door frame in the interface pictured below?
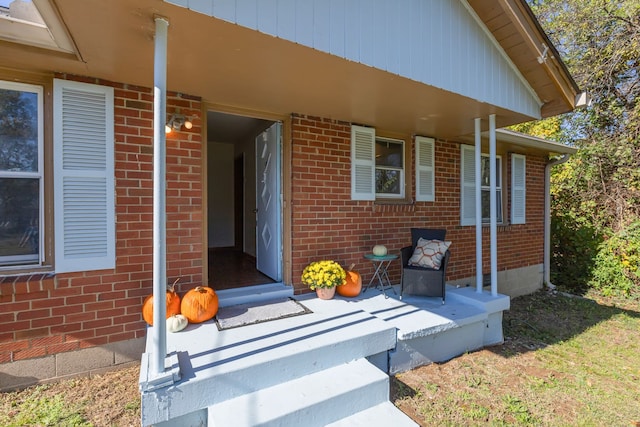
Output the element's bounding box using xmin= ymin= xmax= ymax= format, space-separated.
xmin=201 ymin=104 xmax=292 ymax=287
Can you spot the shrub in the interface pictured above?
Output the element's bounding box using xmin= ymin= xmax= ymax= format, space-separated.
xmin=589 ymin=222 xmax=640 ymax=297
xmin=550 ymin=212 xmax=601 ymax=292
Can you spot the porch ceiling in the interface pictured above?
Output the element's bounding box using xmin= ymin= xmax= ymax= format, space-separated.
xmin=2 ymin=0 xmax=558 ymax=139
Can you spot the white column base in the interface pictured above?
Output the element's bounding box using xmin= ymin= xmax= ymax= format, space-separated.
xmin=139 ymin=352 xmax=181 ymax=392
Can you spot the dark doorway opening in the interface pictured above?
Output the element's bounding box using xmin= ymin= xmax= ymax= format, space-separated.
xmin=208 ymin=248 xmax=274 ymax=290
xmin=206 ymin=111 xmax=278 ymax=291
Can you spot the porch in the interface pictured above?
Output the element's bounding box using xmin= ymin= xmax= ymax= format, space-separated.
xmin=139 ymin=283 xmax=509 ymax=426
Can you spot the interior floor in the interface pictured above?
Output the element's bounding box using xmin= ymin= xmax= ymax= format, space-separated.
xmin=208 ymin=247 xmax=276 ymax=291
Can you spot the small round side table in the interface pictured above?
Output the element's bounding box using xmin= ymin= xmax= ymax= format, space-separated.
xmin=363 ymin=253 xmax=398 ymax=298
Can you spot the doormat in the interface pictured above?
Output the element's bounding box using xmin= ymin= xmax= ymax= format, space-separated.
xmin=215 ymin=297 xmax=312 ymax=330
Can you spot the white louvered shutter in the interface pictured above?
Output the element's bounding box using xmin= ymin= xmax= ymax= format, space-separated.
xmin=53 ymin=79 xmax=115 ymax=273
xmin=415 ymin=136 xmax=435 ymax=202
xmin=351 ymin=125 xmax=375 ymax=201
xmin=511 ymin=153 xmax=526 ymax=224
xmin=460 ymin=144 xmax=476 ymax=226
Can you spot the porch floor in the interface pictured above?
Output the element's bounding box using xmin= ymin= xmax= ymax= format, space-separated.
xmin=140 ymin=284 xmax=509 ymax=426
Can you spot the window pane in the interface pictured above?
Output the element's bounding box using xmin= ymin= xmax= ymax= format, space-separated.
xmin=375 ymin=139 xmax=403 ymax=168
xmin=376 ymin=169 xmax=401 ymax=195
xmin=0 ymin=88 xmax=39 ymax=172
xmin=481 ymin=189 xmax=491 ymax=221
xmin=481 ymin=189 xmax=503 ymax=223
xmin=480 ymin=157 xmax=491 ymax=186
xmin=480 ymin=156 xmax=502 ymax=188
xmin=0 ymin=178 xmax=40 ymax=264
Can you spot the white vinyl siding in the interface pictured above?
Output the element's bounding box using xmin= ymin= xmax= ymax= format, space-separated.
xmin=415 ymin=136 xmax=435 ymax=202
xmin=53 ymin=79 xmax=115 ymax=273
xmin=511 ymin=154 xmax=526 ymax=224
xmin=166 ymin=0 xmax=541 ymax=117
xmin=351 ymin=125 xmax=375 ymax=201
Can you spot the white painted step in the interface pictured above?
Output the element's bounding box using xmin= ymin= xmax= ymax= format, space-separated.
xmin=216 ymin=283 xmax=293 ymax=307
xmin=142 ymin=303 xmax=398 ymax=425
xmin=326 ymin=401 xmax=419 ymax=426
xmin=208 ymin=358 xmax=392 ymax=427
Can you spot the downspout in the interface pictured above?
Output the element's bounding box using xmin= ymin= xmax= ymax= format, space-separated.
xmin=544 ymin=153 xmax=571 ymax=288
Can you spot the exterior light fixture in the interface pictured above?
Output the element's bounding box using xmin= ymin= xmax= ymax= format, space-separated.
xmin=165 ymin=110 xmax=193 ymax=133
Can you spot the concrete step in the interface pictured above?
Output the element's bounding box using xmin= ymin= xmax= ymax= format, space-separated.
xmin=207 ymin=358 xmax=401 ymax=427
xmin=141 ymin=299 xmax=398 ymax=425
xmin=326 ymin=401 xmax=418 ymax=427
xmin=216 ymin=283 xmax=293 ymax=307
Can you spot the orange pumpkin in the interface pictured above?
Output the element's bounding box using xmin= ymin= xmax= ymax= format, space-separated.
xmin=181 ymin=286 xmax=219 ymax=324
xmin=142 ymin=279 xmax=181 ymax=326
xmin=337 ymin=264 xmax=362 ymax=298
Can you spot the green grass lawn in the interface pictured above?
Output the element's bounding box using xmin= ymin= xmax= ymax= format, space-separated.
xmin=392 ymin=289 xmax=640 ymax=426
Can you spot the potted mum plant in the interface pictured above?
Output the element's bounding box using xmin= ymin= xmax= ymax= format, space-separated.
xmin=301 ymin=260 xmax=346 ymax=300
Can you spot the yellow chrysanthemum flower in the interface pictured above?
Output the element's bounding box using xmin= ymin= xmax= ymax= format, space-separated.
xmin=301 ymin=260 xmax=346 ymax=290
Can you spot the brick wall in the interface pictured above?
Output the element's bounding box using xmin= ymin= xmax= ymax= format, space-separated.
xmin=0 ymin=98 xmax=545 ymax=365
xmin=0 ymin=76 xmax=203 ymax=364
xmin=289 ymin=114 xmax=546 ymax=293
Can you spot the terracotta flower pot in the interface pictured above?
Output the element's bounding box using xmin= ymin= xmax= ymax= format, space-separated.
xmin=315 ymin=287 xmax=336 ymax=300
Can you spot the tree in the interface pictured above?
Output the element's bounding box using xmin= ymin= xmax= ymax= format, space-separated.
xmin=528 ymin=0 xmax=640 ymax=231
xmin=525 ymin=0 xmax=640 ymax=294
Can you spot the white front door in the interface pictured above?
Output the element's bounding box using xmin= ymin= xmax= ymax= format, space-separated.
xmin=255 ymin=122 xmax=282 ymax=281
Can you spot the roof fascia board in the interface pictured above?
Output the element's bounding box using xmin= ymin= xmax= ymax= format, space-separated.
xmin=493 ymin=128 xmax=577 ymax=155
xmin=498 ymin=0 xmax=579 ymax=110
xmin=459 ymin=0 xmax=542 ymax=109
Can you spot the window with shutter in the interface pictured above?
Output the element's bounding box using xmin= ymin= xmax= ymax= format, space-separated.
xmin=511 ymin=153 xmax=526 ymax=224
xmin=460 ymin=144 xmax=503 ymax=226
xmin=351 ymin=125 xmax=376 ymax=201
xmin=415 ymin=136 xmax=435 ymax=202
xmin=351 ymin=125 xmax=411 ymax=201
xmin=53 ymin=79 xmax=115 ymax=273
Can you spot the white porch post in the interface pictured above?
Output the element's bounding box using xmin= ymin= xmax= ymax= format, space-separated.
xmin=474 ymin=118 xmax=483 ymax=293
xmin=140 ymin=17 xmax=180 ymax=392
xmin=152 ymin=16 xmax=169 ymax=376
xmin=489 ymin=114 xmax=498 ymax=297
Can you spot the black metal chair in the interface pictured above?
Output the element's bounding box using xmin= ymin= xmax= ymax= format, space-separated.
xmin=400 ymin=228 xmax=450 ymax=303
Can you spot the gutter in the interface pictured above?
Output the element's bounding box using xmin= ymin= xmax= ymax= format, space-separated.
xmin=543 ymin=153 xmax=571 ymax=289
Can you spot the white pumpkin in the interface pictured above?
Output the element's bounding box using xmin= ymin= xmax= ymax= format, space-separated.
xmin=167 ymin=314 xmax=188 ymax=333
xmin=372 ymin=245 xmax=387 ymax=256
